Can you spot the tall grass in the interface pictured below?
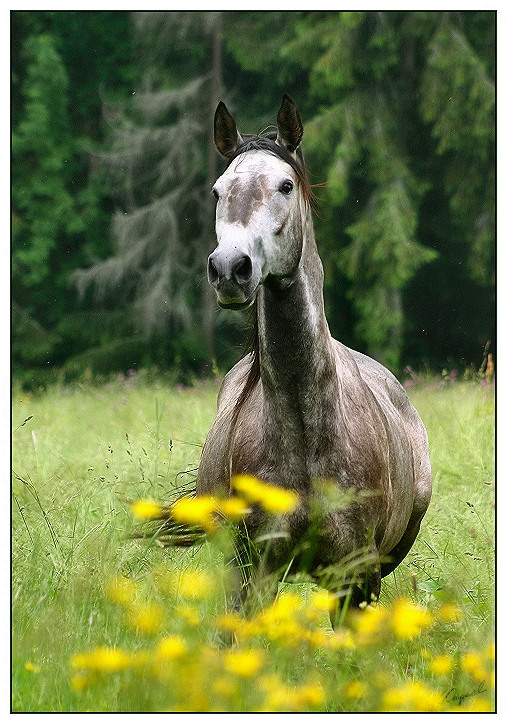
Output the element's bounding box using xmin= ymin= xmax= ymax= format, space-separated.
xmin=11 ymin=374 xmax=495 ymax=712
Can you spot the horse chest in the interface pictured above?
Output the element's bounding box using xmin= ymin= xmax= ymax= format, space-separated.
xmin=230 ymin=389 xmax=361 ymax=492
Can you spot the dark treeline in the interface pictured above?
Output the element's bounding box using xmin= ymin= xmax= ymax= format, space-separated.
xmin=12 ymin=11 xmax=495 ymax=389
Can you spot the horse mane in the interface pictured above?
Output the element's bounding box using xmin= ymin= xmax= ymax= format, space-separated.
xmin=231 ymin=298 xmax=260 ymax=428
xmin=226 ymin=132 xmax=313 ymax=426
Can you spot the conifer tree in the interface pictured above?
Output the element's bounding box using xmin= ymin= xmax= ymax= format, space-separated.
xmin=73 ymin=11 xmax=224 ymax=360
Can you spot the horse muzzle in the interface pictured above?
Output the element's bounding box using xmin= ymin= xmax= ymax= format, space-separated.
xmin=207 ymin=248 xmax=259 ymax=309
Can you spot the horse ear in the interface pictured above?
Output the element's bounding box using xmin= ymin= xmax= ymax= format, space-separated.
xmin=214 ymin=101 xmax=243 ymax=158
xmin=276 ymin=93 xmax=303 ymax=154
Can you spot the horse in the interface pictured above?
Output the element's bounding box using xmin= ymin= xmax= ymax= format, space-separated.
xmin=196 ymin=94 xmax=432 ymax=612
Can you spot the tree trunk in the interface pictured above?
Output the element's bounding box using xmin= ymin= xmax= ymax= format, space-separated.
xmin=202 ymin=11 xmax=223 ymax=365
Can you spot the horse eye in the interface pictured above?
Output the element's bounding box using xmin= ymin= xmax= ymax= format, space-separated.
xmin=212 ymin=188 xmax=219 ymax=201
xmin=280 ymin=180 xmax=294 ymax=195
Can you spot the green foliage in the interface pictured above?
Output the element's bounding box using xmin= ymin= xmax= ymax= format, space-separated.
xmin=12 ymin=302 xmax=62 ymax=366
xmin=11 ymin=11 xmax=495 ymax=381
xmin=272 ymin=10 xmax=494 ymax=370
xmin=12 ymin=33 xmax=83 ymax=287
xmin=420 ymin=16 xmax=495 ymax=286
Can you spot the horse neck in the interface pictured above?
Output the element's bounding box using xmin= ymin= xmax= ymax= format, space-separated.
xmin=257 ymin=210 xmax=337 ymax=416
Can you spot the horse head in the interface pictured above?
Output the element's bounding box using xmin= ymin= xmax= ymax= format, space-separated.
xmin=208 ymin=94 xmax=310 ymax=310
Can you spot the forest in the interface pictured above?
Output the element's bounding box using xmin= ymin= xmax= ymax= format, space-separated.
xmin=12 ymin=10 xmax=496 ymax=388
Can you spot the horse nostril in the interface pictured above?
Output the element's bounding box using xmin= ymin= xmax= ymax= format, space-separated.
xmin=208 ymin=256 xmax=219 ymax=286
xmin=232 ymin=255 xmax=253 ymax=284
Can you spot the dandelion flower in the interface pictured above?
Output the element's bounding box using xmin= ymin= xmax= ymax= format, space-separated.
xmin=130 ymin=499 xmax=163 ymax=520
xmin=390 ymin=598 xmax=433 ymax=639
xmin=216 ymin=611 xmax=246 ymax=635
xmin=271 ymin=591 xmax=304 ymax=616
xmin=304 ymin=590 xmax=337 ymax=625
xmin=450 ymin=696 xmax=493 ymax=712
xmin=437 ymin=602 xmax=463 ymax=622
xmin=429 ymin=653 xmax=453 ymax=676
xmin=217 ymin=496 xmax=251 ymax=521
xmin=345 ymin=681 xmax=366 ymax=699
xmin=155 ymin=635 xmax=186 ymax=660
xmin=352 ymin=603 xmax=388 ymax=642
xmin=231 ymin=475 xmax=299 ymax=514
xmin=70 ymin=672 xmax=93 ymax=691
xmin=294 ymin=681 xmax=326 ymax=708
xmin=304 ymin=629 xmax=328 ymax=647
xmin=381 ymin=680 xmax=445 ymax=712
xmin=308 ymin=590 xmax=336 ymax=613
xmin=105 ymin=575 xmax=138 ymax=606
xmin=171 ymin=495 xmax=218 ymax=532
xmin=485 ymin=642 xmax=495 ymax=662
xmin=71 ymin=646 xmax=132 ymax=673
xmin=126 ymin=602 xmax=165 ymax=635
xmin=224 ymin=648 xmax=265 ymax=678
xmin=175 ymin=603 xmax=202 ymax=626
xmin=461 ymin=651 xmax=488 ymax=683
xmin=24 ymin=661 xmax=41 ymax=674
xmin=176 ymin=569 xmax=214 ymax=599
xmin=327 ymin=627 xmax=356 ymax=650
xmin=213 ymin=676 xmax=238 ymax=698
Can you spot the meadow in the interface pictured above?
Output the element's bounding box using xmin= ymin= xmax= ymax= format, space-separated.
xmin=11 ymin=371 xmax=495 ymax=712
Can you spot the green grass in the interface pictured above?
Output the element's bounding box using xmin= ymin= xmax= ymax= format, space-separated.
xmin=11 ymin=375 xmax=495 ymax=712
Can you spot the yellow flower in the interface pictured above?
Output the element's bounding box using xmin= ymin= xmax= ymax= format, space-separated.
xmin=270 ymin=591 xmax=304 ymax=617
xmin=461 ymin=651 xmax=489 ymax=682
xmin=216 ymin=611 xmax=246 ymax=635
xmin=351 ymin=603 xmax=388 ymax=642
xmin=213 ymin=676 xmax=238 ymax=698
xmin=223 ymin=648 xmax=265 ymax=678
xmin=254 ymin=592 xmax=307 ymax=645
xmin=390 ymin=598 xmax=433 ymax=639
xmin=327 ymin=627 xmax=356 ymax=650
xmin=381 ymin=680 xmax=445 ymax=712
xmin=126 ymin=602 xmax=165 ymax=635
xmin=171 ymin=495 xmax=218 ymax=532
xmin=217 ymin=496 xmax=251 ymax=521
xmin=259 ymin=678 xmax=325 ymax=712
xmin=231 ymin=474 xmax=299 ymax=514
xmin=71 ymin=647 xmax=132 ymax=673
xmin=308 ymin=589 xmax=336 ymax=613
xmin=437 ymin=602 xmax=463 ymax=622
xmin=70 ymin=672 xmax=93 ymax=691
xmin=176 ymin=569 xmax=214 ymax=599
xmin=429 ymin=653 xmax=453 ymax=676
xmin=105 ymin=575 xmax=138 ymax=606
xmin=304 ymin=628 xmax=328 ymax=647
xmin=345 ymin=681 xmax=367 ymax=699
xmin=130 ymin=499 xmax=163 ymax=520
xmin=450 ymin=696 xmax=493 ymax=712
xmin=24 ymin=661 xmax=41 ymax=674
xmin=485 ymin=642 xmax=495 ymax=662
xmin=155 ymin=635 xmax=186 ymax=660
xmin=294 ymin=681 xmax=326 ymax=708
xmin=175 ymin=603 xmax=202 ymax=626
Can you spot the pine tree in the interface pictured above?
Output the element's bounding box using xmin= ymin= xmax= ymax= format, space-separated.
xmin=12 ymin=32 xmax=84 ymax=371
xmin=12 ymin=33 xmax=83 ymax=288
xmin=73 ymin=12 xmax=224 ymax=362
xmin=275 ymin=10 xmax=494 ymax=370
